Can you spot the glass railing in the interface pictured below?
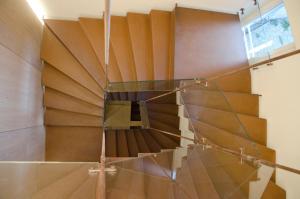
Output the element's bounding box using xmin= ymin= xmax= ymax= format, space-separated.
xmin=107 ymin=79 xmax=183 ymax=92
xmin=105 ymin=144 xmax=275 ymax=199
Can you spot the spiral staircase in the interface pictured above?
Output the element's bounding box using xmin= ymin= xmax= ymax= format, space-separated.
xmin=39 ymin=8 xmax=287 ymax=199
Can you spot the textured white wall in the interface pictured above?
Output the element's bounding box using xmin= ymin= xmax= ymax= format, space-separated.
xmin=250 ymin=1 xmax=300 ymax=198
xmin=251 ymin=54 xmax=300 ymax=199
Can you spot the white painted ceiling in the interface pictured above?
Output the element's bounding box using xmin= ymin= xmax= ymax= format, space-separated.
xmin=34 ymin=0 xmax=256 ymax=20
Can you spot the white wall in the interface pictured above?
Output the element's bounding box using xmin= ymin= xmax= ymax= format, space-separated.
xmin=251 ymin=54 xmax=300 ymax=199
xmin=284 ymin=0 xmax=300 ymax=49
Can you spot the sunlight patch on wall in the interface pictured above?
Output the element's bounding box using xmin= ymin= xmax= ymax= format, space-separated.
xmin=26 ymin=0 xmax=45 ymax=24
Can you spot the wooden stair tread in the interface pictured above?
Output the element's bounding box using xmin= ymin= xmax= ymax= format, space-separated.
xmin=46 ymin=127 xmax=101 ymax=162
xmin=45 ymin=19 xmax=106 ymax=88
xmin=148 ymin=118 xmax=180 ymax=143
xmin=149 ymin=129 xmax=179 ymax=149
xmin=110 ymin=16 xmax=137 ymax=81
xmin=43 ymin=64 xmax=103 ymax=107
xmin=191 ymin=120 xmax=275 ymax=163
xmin=45 ymin=109 xmax=102 ymax=127
xmin=41 ymin=27 xmax=103 ymax=98
xmin=134 ymin=130 xmax=151 ymax=153
xmin=175 ymin=158 xmax=202 ymax=199
xmin=146 ymin=103 xmax=179 ymax=115
xmin=182 ymin=89 xmax=259 ymax=116
xmin=106 ymin=130 xmax=117 ymax=157
xmin=44 ymin=87 xmax=103 ymax=117
xmin=185 ymin=104 xmax=266 ymax=145
xmin=150 ymin=10 xmax=171 ymax=80
xmin=186 ymin=148 xmax=221 ymax=199
xmin=142 ymin=130 xmax=162 ymax=153
xmin=117 ymin=130 xmax=130 ymax=157
xmin=127 ymin=13 xmax=154 ymax=81
xmin=79 ymin=17 xmax=123 ymax=82
xmin=148 ymin=111 xmax=180 ymax=128
xmin=126 ymin=130 xmax=140 ymax=157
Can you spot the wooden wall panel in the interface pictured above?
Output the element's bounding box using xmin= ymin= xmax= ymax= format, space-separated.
xmin=0 ymin=0 xmax=42 ymax=70
xmin=0 ymin=0 xmax=44 ymax=161
xmin=45 ymin=19 xmax=106 ymax=88
xmin=0 ymin=45 xmax=43 ymax=132
xmin=46 ymin=127 xmax=102 ymax=162
xmin=174 ymin=7 xmax=248 ymax=79
xmin=41 ymin=27 xmax=103 ymax=98
xmin=127 ymin=13 xmax=154 ymax=81
xmin=110 ymin=16 xmax=137 ymax=81
xmin=150 ymin=10 xmax=171 ymax=80
xmin=0 ymin=126 xmax=45 ymax=161
xmin=79 ymin=18 xmax=122 ymax=82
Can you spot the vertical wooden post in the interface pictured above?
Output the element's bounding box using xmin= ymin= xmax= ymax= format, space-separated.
xmin=104 ymin=0 xmax=111 ymax=89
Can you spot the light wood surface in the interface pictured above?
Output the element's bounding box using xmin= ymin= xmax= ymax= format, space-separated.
xmin=43 ymin=64 xmax=103 ymax=107
xmin=191 ymin=120 xmax=275 ymax=163
xmin=0 ymin=0 xmax=44 ymax=161
xmin=45 ymin=19 xmax=106 ymax=88
xmin=150 ymin=10 xmax=171 ymax=80
xmin=185 ymin=104 xmax=266 ymax=145
xmin=41 ymin=27 xmax=104 ymax=98
xmin=45 ymin=109 xmax=102 ymax=127
xmin=110 ymin=16 xmax=137 ymax=81
xmin=182 ymin=90 xmax=259 ymax=116
xmin=174 ymin=7 xmax=248 ymax=79
xmin=79 ymin=18 xmax=122 ymax=82
xmin=0 ymin=0 xmax=42 ymax=70
xmin=127 ymin=13 xmax=154 ymax=81
xmin=46 ymin=127 xmax=102 ymax=162
xmin=0 ymin=126 xmax=45 ymax=161
xmin=44 ymin=88 xmax=104 ymax=117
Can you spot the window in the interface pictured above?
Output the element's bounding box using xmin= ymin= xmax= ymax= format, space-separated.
xmin=242 ymin=3 xmax=294 ymax=60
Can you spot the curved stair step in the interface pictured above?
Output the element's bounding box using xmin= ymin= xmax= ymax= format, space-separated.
xmin=213 ymin=70 xmax=251 ymax=93
xmin=43 ymin=64 xmax=103 ymax=107
xmin=41 ymin=27 xmax=103 ymax=98
xmin=147 ymin=103 xmax=179 ymax=116
xmin=191 ymin=119 xmax=275 ymax=163
xmin=185 ymin=104 xmax=266 ymax=145
xmin=32 ymin=165 xmax=92 ymax=199
xmin=182 ymin=89 xmax=259 ymax=116
xmin=78 ymin=17 xmax=123 ymax=82
xmin=126 ymin=130 xmax=140 ymax=157
xmin=69 ymin=174 xmax=98 ymax=199
xmin=175 ymin=158 xmax=200 ymax=199
xmin=127 ymin=13 xmax=154 ymax=81
xmin=45 ymin=109 xmax=102 ymax=127
xmin=150 ymin=10 xmax=172 ymax=80
xmin=137 ymin=91 xmax=176 ymax=104
xmin=142 ymin=130 xmax=162 ymax=153
xmin=105 ymin=130 xmax=117 ymax=157
xmin=110 ymin=16 xmax=137 ymax=81
xmin=117 ymin=130 xmax=130 ymax=157
xmin=46 ymin=127 xmax=102 ymax=162
xmin=45 ymin=19 xmax=106 ymax=88
xmin=186 ymin=147 xmax=222 ymax=199
xmin=44 ymin=88 xmax=103 ymax=117
xmin=134 ymin=130 xmax=151 ymax=153
xmin=148 ymin=119 xmax=180 ymax=143
xmin=148 ymin=129 xmax=179 ymax=149
xmin=148 ymin=111 xmax=180 ymax=128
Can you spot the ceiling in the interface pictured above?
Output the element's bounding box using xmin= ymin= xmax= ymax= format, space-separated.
xmin=33 ymin=0 xmax=254 ymax=20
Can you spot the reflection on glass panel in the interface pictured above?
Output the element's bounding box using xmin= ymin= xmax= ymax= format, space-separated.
xmin=242 ymin=2 xmax=294 ymax=59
